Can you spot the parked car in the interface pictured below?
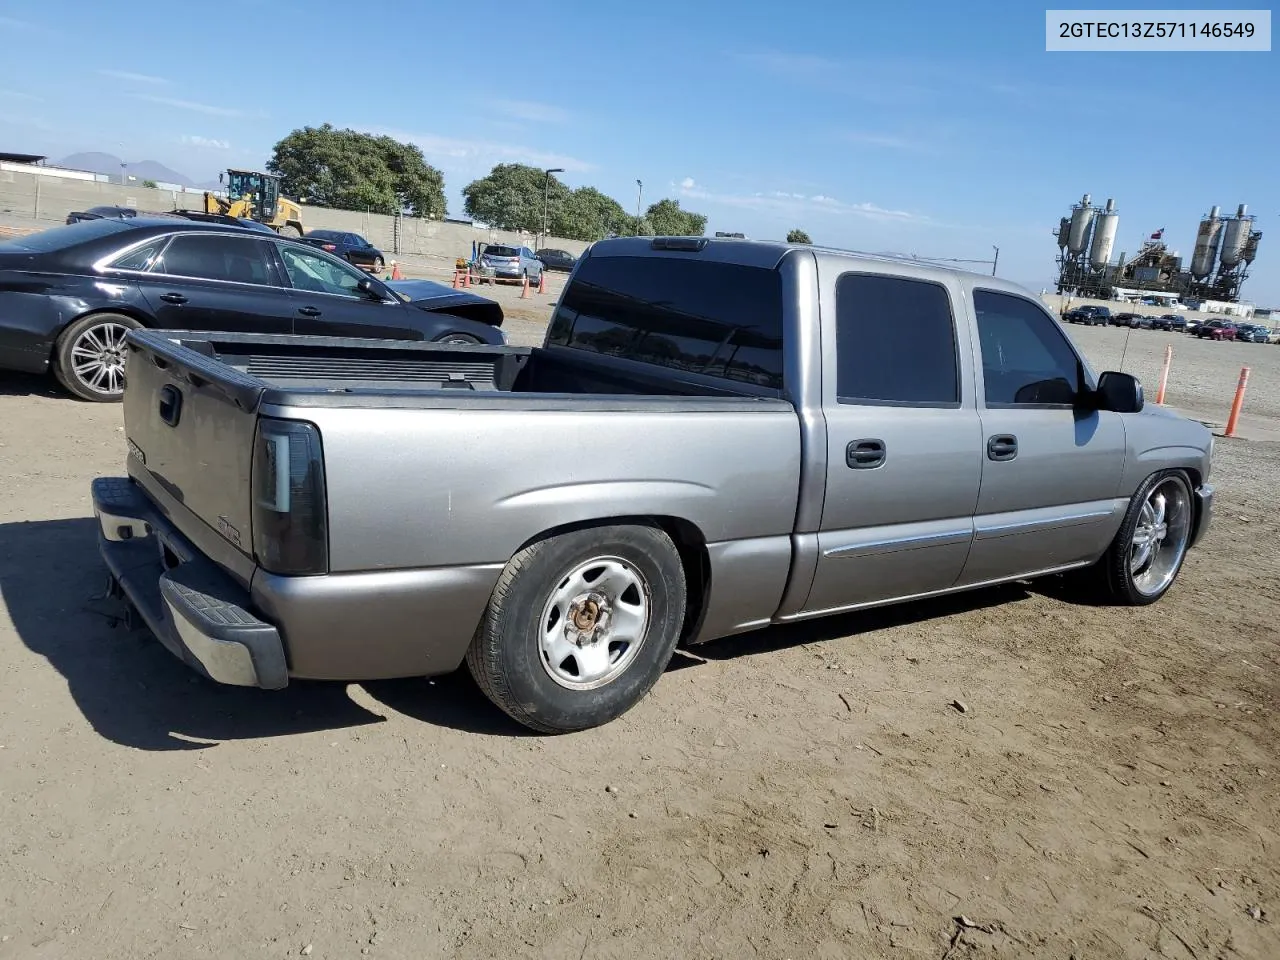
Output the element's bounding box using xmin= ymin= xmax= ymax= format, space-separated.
xmin=1197 ymin=319 xmax=1238 ymax=341
xmin=1185 ymin=317 xmax=1204 ymax=335
xmin=1126 ymin=314 xmax=1154 ymax=329
xmin=0 ymin=217 xmax=506 ymax=402
xmin=535 ymin=248 xmax=578 ymax=272
xmin=1151 ymin=313 xmax=1186 ymax=332
xmin=1234 ymin=322 xmax=1270 ymax=343
xmin=166 ymin=210 xmax=279 ymax=234
xmin=297 ymin=229 xmax=385 ymax=273
xmin=1063 ymin=304 xmax=1111 ymax=325
xmin=90 ymin=236 xmax=1215 ymax=733
xmin=478 ymin=243 xmax=544 ymax=284
xmin=66 ymin=205 xmax=139 ymax=224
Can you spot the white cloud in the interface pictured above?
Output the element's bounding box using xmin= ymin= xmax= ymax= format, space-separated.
xmin=182 ymin=135 xmax=230 ymax=150
xmin=486 ymin=99 xmax=572 ymax=125
xmin=680 ymin=176 xmax=696 ymax=189
xmin=134 ymin=95 xmax=246 ymax=118
xmin=368 ymin=126 xmax=594 ymax=174
xmin=99 ymin=69 xmax=168 ymax=85
xmin=678 ymin=181 xmax=931 ymax=224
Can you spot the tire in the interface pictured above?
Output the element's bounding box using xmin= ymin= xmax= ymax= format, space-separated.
xmin=373 ymin=257 xmax=384 ymax=273
xmin=1077 ymin=470 xmax=1195 ymax=606
xmin=466 ymin=523 xmax=687 ymax=733
xmin=435 ymin=332 xmax=481 ymax=345
xmin=53 ymin=312 xmax=142 ymax=402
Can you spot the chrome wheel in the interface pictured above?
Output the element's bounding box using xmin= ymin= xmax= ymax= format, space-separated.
xmin=70 ymin=321 xmax=129 ymax=396
xmin=538 ymin=556 xmax=651 ymax=691
xmin=1129 ymin=477 xmax=1191 ymax=597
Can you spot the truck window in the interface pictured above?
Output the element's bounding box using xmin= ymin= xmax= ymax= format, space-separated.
xmin=547 ymin=255 xmax=784 ymax=391
xmin=973 ymin=289 xmax=1081 ymax=406
xmin=834 ymin=273 xmax=959 ymax=406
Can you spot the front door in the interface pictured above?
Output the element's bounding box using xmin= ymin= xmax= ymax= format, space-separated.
xmin=135 ymin=232 xmax=296 ymax=334
xmin=273 ymin=242 xmax=413 ymax=339
xmin=957 ymin=288 xmax=1127 ymax=586
xmin=802 ymin=270 xmax=983 ymax=617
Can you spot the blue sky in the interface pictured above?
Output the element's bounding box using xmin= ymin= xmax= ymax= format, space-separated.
xmin=2 ymin=1 xmax=1276 ymax=301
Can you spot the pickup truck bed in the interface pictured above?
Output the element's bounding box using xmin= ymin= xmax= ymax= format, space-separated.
xmin=93 ymin=236 xmax=1215 ymax=733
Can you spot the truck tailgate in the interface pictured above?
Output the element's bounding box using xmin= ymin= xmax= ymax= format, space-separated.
xmin=122 ymin=331 xmax=265 ymax=580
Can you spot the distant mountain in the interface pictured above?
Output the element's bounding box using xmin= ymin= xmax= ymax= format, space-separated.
xmin=58 ymin=152 xmax=195 ymax=187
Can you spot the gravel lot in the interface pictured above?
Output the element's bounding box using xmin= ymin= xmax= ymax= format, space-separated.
xmin=1 ymin=261 xmax=1278 ymax=958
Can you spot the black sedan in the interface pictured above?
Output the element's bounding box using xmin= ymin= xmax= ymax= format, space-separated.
xmin=298 ymin=229 xmax=385 ymax=272
xmin=535 ymin=248 xmax=578 ymax=272
xmin=0 ymin=217 xmax=505 ymax=402
xmin=66 ymin=205 xmax=139 ymax=224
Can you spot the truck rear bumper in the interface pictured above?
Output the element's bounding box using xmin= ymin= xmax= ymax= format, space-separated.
xmin=91 ymin=476 xmax=289 ymax=689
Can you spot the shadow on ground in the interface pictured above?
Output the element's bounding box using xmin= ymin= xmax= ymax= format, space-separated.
xmin=2 ymin=515 xmax=1047 ymax=749
xmin=0 ymin=371 xmax=64 ymax=399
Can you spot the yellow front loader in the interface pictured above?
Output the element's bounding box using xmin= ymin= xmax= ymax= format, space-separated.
xmin=198 ymin=169 xmax=305 ymax=236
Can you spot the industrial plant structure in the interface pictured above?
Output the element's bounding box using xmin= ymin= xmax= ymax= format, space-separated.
xmin=1053 ymin=194 xmax=1261 ymax=304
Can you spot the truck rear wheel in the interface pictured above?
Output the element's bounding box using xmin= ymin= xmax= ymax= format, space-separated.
xmin=466 ymin=523 xmax=687 ymax=733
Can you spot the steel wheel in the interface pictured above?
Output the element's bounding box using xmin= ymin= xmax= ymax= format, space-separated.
xmin=1128 ymin=476 xmax=1192 ymax=598
xmin=538 ymin=556 xmax=652 ymax=691
xmin=70 ymin=321 xmax=130 ymax=396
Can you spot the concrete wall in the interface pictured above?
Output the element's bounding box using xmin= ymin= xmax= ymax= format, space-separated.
xmin=0 ymin=167 xmax=591 ymax=266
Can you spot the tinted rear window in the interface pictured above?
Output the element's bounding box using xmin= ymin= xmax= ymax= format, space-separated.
xmin=546 ymin=254 xmax=785 ymax=391
xmin=485 ymin=245 xmax=520 ymax=257
xmin=0 ymin=218 xmax=133 ymax=253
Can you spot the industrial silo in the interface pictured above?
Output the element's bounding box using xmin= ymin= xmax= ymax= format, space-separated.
xmin=1220 ymin=204 xmax=1252 ymax=268
xmin=1088 ymin=198 xmax=1118 ymax=268
xmin=1191 ymin=206 xmax=1222 ymax=279
xmin=1067 ymin=193 xmax=1094 ymax=255
xmin=1056 ymin=217 xmax=1071 ymax=249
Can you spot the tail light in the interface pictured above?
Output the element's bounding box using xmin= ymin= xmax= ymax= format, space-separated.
xmin=322 ymin=243 xmax=337 ymax=251
xmin=251 ymin=418 xmax=328 ymax=575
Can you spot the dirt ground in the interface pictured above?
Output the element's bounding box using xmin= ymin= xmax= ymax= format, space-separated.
xmin=1 ymin=310 xmax=1278 ymax=960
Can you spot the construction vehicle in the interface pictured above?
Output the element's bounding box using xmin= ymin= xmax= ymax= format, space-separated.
xmin=189 ymin=169 xmax=305 ymax=237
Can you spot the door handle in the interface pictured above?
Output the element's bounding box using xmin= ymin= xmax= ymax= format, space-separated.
xmin=297 ymin=306 xmax=322 ymax=317
xmin=987 ymin=434 xmax=1018 ymax=461
xmin=159 ymin=293 xmax=188 ymax=305
xmin=846 ymin=438 xmax=886 ymax=469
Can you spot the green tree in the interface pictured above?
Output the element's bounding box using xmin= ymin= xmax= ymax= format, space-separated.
xmin=644 ymin=198 xmax=707 ymax=236
xmin=787 ymin=228 xmax=812 ymax=244
xmin=554 ymin=187 xmax=630 ymax=241
xmin=267 ymin=124 xmax=447 ymax=218
xmin=142 ymin=179 xmax=158 ymax=189
xmin=462 ymin=163 xmax=570 ymax=233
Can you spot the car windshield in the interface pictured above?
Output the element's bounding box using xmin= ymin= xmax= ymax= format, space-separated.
xmin=485 ymin=246 xmax=520 ymax=257
xmin=0 ymin=218 xmax=134 ymax=252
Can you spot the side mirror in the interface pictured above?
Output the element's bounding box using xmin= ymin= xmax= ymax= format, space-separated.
xmin=1093 ymin=371 xmax=1144 ymax=413
xmin=357 ymin=277 xmax=383 ymax=300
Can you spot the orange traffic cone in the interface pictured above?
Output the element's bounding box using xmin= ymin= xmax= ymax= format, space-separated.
xmin=520 ymin=275 xmax=531 ymax=299
xmin=390 ymin=261 xmax=404 ymax=280
xmin=537 ymin=271 xmax=546 ymax=294
xmin=463 ymin=270 xmax=471 ymax=288
xmin=451 ymin=271 xmax=460 ymax=289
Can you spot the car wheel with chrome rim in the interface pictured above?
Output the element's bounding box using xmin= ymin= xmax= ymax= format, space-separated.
xmin=53 ymin=312 xmax=142 ymax=402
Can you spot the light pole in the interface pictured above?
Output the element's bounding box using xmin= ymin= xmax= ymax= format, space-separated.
xmin=541 ymin=167 xmax=564 ymax=249
xmin=635 ymin=179 xmax=643 ymax=221
xmin=992 ymin=245 xmax=1000 ymax=276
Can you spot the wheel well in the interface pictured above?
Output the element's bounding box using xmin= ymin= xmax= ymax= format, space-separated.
xmin=512 ymin=515 xmax=711 ymax=649
xmin=50 ymin=307 xmax=151 ymax=361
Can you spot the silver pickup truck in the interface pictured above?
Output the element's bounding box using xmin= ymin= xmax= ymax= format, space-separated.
xmin=91 ymin=236 xmax=1214 ymax=733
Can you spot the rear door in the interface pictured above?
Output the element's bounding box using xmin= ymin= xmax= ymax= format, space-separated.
xmin=135 ymin=232 xmax=296 ymax=333
xmin=956 ymin=287 xmax=1126 ymax=586
xmin=802 ymin=268 xmax=982 ymax=616
xmin=273 ymin=241 xmax=415 ymax=339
